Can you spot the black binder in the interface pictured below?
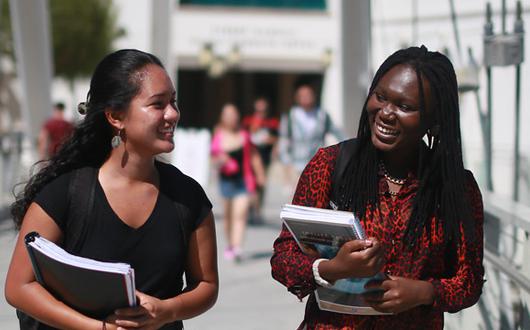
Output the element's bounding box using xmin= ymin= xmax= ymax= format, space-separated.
xmin=24 ymin=232 xmax=136 ymax=318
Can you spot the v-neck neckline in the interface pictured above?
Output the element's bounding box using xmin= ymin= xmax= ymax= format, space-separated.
xmin=96 ymin=169 xmax=160 ymax=231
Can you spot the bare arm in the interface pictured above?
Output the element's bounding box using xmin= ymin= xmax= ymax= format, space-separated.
xmin=5 ymin=203 xmax=107 ymax=330
xmin=251 ymin=147 xmax=266 ymax=186
xmin=169 ymin=211 xmax=218 ymax=319
xmin=210 ymin=131 xmax=230 ymax=168
xmin=210 ymin=151 xmax=229 ymax=168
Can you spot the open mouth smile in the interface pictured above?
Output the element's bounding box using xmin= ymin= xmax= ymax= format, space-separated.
xmin=158 ymin=125 xmax=175 ymax=137
xmin=376 ymin=123 xmax=398 ymax=136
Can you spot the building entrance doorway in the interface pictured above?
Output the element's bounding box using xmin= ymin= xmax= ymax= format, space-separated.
xmin=177 ymin=69 xmax=324 ymax=129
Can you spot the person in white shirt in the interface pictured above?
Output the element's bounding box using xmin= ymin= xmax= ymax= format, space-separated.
xmin=278 ymin=84 xmax=344 ymax=191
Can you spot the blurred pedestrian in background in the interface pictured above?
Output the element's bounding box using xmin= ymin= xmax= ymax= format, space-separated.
xmin=37 ymin=102 xmax=74 ymax=160
xmin=242 ymin=96 xmax=279 ymax=224
xmin=6 ymin=49 xmax=218 ymax=330
xmin=271 ymin=46 xmax=484 ymax=329
xmin=211 ymin=103 xmax=265 ymax=261
xmin=278 ymin=84 xmax=344 ymax=195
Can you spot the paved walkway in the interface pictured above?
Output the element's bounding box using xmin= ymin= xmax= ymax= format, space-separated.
xmin=0 ymin=219 xmax=18 ymax=329
xmin=187 ymin=162 xmax=305 ymax=329
xmin=0 ymin=162 xmax=305 ymax=329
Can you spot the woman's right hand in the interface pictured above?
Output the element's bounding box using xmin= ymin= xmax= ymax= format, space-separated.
xmin=319 ymin=238 xmax=385 ymax=282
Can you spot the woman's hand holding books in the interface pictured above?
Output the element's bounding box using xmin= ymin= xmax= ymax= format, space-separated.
xmin=318 ymin=238 xmax=385 ymax=283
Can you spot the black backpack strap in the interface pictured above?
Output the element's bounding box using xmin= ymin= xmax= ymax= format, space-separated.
xmin=330 ymin=138 xmax=358 ymax=210
xmin=17 ymin=167 xmax=98 ymax=329
xmin=64 ymin=167 xmax=98 ymax=254
xmin=322 ymin=111 xmax=331 ymax=140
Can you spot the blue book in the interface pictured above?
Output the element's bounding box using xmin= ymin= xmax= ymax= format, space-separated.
xmin=281 ymin=204 xmax=390 ymax=315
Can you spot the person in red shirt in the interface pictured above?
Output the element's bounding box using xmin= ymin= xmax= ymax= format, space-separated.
xmin=242 ymin=96 xmax=279 ymax=224
xmin=271 ymin=46 xmax=484 ymax=329
xmin=242 ymin=97 xmax=279 ymax=168
xmin=38 ymin=102 xmax=75 ymax=159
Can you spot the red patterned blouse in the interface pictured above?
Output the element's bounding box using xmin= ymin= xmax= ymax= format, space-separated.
xmin=271 ymin=144 xmax=484 ymax=330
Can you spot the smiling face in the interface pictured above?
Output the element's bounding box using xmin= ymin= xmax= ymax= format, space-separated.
xmin=366 ymin=64 xmax=432 ymax=156
xmin=116 ymin=64 xmax=180 ymax=156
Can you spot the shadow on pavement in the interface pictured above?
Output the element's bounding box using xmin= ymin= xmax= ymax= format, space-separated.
xmin=247 ymin=221 xmax=282 ymax=230
xmin=241 ymin=250 xmax=273 ymax=262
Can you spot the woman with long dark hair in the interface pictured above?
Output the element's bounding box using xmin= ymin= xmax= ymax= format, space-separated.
xmin=5 ymin=49 xmax=218 ymax=329
xmin=271 ymin=46 xmax=484 ymax=329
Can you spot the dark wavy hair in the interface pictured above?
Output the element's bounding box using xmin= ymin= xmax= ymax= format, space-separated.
xmin=336 ymin=46 xmax=474 ymax=247
xmin=11 ymin=49 xmax=164 ymax=229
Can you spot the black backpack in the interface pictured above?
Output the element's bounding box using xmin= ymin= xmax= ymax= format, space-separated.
xmin=330 ymin=138 xmax=358 ymax=210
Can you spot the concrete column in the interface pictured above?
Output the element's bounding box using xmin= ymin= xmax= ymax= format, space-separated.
xmin=9 ymin=0 xmax=53 ymax=143
xmin=152 ymin=0 xmax=176 ymax=82
xmin=321 ymin=0 xmax=343 ymax=135
xmin=339 ymin=0 xmax=371 ymax=137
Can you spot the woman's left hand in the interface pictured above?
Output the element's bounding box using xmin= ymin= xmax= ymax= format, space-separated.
xmin=363 ymin=276 xmax=434 ymax=314
xmin=108 ymin=291 xmax=172 ymax=329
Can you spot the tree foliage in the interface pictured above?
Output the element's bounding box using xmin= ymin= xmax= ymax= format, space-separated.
xmin=49 ymin=0 xmax=123 ymax=81
xmin=0 ymin=0 xmax=14 ymax=59
xmin=1 ymin=0 xmax=123 ymax=80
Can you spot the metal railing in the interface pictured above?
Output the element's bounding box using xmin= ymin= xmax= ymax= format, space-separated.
xmin=446 ymin=192 xmax=530 ymax=329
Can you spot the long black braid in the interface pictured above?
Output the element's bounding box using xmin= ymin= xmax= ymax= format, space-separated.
xmin=336 ymin=46 xmax=474 ymax=247
xmin=11 ymin=49 xmax=164 ymax=229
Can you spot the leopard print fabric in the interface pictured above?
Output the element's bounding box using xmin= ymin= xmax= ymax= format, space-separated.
xmin=270 ymin=144 xmax=484 ymax=330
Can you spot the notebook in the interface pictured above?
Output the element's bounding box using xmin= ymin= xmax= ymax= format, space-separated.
xmin=24 ymin=232 xmax=136 ymax=318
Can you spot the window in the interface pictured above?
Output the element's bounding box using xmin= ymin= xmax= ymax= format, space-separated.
xmin=180 ymin=0 xmax=326 ymax=10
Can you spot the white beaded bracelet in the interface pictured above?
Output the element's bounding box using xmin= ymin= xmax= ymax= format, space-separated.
xmin=312 ymin=258 xmax=334 ymax=288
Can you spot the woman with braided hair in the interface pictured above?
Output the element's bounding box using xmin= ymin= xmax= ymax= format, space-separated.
xmin=271 ymin=46 xmax=484 ymax=329
xmin=6 ymin=49 xmax=218 ymax=329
